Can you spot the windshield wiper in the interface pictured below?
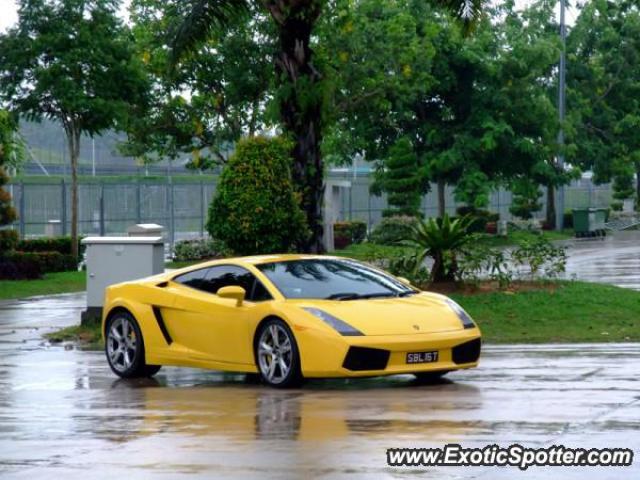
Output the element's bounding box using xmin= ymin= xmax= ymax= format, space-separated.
xmin=325 ymin=292 xmax=409 ymax=301
xmin=397 ymin=291 xmax=418 ymax=297
xmin=325 ymin=292 xmax=362 ymax=300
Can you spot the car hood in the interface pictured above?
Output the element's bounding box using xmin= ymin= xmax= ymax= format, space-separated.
xmin=293 ymin=292 xmax=464 ymax=336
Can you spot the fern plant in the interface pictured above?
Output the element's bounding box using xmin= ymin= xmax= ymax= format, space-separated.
xmin=403 ymin=213 xmax=474 ymax=283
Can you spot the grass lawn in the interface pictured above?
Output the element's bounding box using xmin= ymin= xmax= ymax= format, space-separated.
xmin=46 ymin=323 xmax=103 ymax=349
xmin=450 ymin=281 xmax=640 ymax=343
xmin=0 ymin=271 xmax=86 ymax=300
xmin=333 ymin=229 xmax=574 ymax=261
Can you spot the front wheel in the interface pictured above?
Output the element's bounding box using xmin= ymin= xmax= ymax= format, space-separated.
xmin=105 ymin=311 xmax=161 ymax=379
xmin=255 ymin=319 xmax=302 ymax=388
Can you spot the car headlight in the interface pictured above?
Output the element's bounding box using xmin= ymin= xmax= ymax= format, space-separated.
xmin=303 ymin=307 xmax=363 ymax=336
xmin=446 ymin=299 xmax=476 ymax=329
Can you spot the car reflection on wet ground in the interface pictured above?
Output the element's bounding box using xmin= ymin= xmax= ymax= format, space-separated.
xmin=0 ymin=293 xmax=638 ymax=479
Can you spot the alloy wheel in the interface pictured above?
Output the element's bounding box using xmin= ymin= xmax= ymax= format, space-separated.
xmin=258 ymin=324 xmax=293 ymax=385
xmin=107 ymin=316 xmax=138 ymax=373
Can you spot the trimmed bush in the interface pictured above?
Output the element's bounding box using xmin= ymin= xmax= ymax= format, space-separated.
xmin=0 ymin=255 xmax=41 ymax=280
xmin=0 ymin=229 xmax=18 ymax=253
xmin=15 ymin=236 xmax=85 ymax=255
xmin=4 ymin=251 xmax=77 ymax=273
xmin=333 ymin=221 xmax=367 ymax=249
xmin=369 ymin=215 xmax=417 ymax=245
xmin=173 ymin=238 xmax=230 ymax=262
xmin=207 ymin=136 xmax=309 ymax=255
xmin=456 ymin=206 xmax=499 ymax=233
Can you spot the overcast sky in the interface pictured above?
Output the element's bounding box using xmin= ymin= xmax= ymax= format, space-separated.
xmin=0 ymin=0 xmax=579 ymax=33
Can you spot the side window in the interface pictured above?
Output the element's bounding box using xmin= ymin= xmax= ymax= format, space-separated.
xmin=173 ymin=268 xmax=210 ymax=291
xmin=204 ymin=266 xmax=272 ymax=302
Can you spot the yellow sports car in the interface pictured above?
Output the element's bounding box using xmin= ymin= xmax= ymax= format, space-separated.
xmin=102 ymin=255 xmax=481 ymax=387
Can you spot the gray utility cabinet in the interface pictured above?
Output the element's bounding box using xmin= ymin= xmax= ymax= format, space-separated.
xmin=81 ymin=236 xmax=164 ymax=324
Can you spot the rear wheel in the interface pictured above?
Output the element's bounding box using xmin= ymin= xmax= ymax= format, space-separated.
xmin=413 ymin=371 xmax=449 ymax=384
xmin=105 ymin=311 xmax=161 ymax=379
xmin=255 ymin=319 xmax=302 ymax=388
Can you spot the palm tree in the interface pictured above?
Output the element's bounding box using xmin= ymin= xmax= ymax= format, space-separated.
xmin=404 ymin=214 xmax=474 ymax=283
xmin=170 ymin=0 xmax=485 ymax=253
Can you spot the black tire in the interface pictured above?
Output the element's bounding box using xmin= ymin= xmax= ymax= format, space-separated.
xmin=105 ymin=311 xmax=161 ymax=379
xmin=413 ymin=371 xmax=449 ymax=384
xmin=255 ymin=318 xmax=302 ymax=388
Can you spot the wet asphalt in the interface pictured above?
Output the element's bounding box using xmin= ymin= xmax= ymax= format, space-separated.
xmin=0 ymin=292 xmax=638 ymax=479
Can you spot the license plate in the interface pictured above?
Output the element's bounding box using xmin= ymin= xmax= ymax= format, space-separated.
xmin=406 ymin=350 xmax=439 ymax=364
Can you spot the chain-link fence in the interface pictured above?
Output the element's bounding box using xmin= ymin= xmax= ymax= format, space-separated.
xmin=7 ymin=174 xmax=613 ymax=248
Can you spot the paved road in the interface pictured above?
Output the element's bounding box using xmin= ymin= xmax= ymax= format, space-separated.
xmin=561 ymin=231 xmax=640 ymax=290
xmin=0 ymin=293 xmax=638 ymax=479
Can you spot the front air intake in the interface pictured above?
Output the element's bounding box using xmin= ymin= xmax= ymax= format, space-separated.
xmin=342 ymin=347 xmax=390 ymax=371
xmin=452 ymin=338 xmax=481 ymax=364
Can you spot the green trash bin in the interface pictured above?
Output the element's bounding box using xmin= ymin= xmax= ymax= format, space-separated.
xmin=572 ymin=208 xmax=607 ymax=237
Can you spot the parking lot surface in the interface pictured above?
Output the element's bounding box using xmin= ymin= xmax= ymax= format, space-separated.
xmin=0 ymin=293 xmax=638 ymax=479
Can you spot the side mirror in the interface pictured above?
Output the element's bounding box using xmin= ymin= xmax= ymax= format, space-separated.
xmin=217 ymin=286 xmax=246 ymax=306
xmin=397 ymin=276 xmax=413 ymax=286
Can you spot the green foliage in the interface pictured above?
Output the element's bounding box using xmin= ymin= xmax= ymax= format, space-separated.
xmin=403 ymin=213 xmax=474 ymax=283
xmin=387 ymin=252 xmax=431 ymax=286
xmin=207 ymin=136 xmax=308 ymax=255
xmin=369 ymin=215 xmax=417 ymax=246
xmin=568 ymin=0 xmax=640 ymax=201
xmin=371 ymin=137 xmax=426 ymax=217
xmin=456 ymin=206 xmax=499 ymax=233
xmin=124 ymin=0 xmax=274 ymax=169
xmin=510 ymin=178 xmax=543 ymax=220
xmin=0 ymin=255 xmax=41 ymax=280
xmin=0 ymin=230 xmax=18 ymax=253
xmin=612 ymin=172 xmax=635 ymax=201
xmin=511 ymin=236 xmax=567 ymax=281
xmin=172 ymin=238 xmax=230 ymax=262
xmin=2 ymin=251 xmax=77 ymax=276
xmin=0 ymin=111 xmax=18 ymax=228
xmin=15 ymin=236 xmax=85 ymax=256
xmin=457 ymin=240 xmax=512 ymax=288
xmin=0 ymin=0 xmax=149 ymax=259
xmin=333 ymin=221 xmax=367 ymax=249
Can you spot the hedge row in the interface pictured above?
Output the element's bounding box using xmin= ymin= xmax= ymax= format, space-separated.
xmin=0 ymin=251 xmax=77 ymax=280
xmin=15 ymin=236 xmax=85 ymax=255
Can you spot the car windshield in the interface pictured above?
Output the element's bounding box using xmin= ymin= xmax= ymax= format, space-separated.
xmin=256 ymin=259 xmax=417 ymax=300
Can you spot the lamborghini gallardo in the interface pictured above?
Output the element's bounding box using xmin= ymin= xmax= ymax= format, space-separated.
xmin=102 ymin=255 xmax=481 ymax=387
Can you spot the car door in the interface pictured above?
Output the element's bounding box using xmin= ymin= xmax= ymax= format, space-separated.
xmin=168 ymin=265 xmax=272 ymax=366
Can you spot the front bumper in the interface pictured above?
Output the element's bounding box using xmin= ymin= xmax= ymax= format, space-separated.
xmin=296 ymin=326 xmax=481 ymax=378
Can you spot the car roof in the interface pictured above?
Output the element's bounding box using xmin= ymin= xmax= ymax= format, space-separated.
xmin=235 ymin=254 xmax=346 ymax=265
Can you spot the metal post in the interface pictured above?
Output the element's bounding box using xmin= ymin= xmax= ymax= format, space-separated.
xmin=99 ymin=184 xmax=105 ymax=236
xmin=367 ymin=190 xmax=372 ymax=232
xmin=61 ymin=179 xmax=67 ymax=236
xmin=348 ymin=184 xmax=353 ymax=221
xmin=19 ymin=180 xmax=25 ymax=238
xmin=136 ymin=179 xmax=142 ymax=224
xmin=200 ymin=180 xmax=205 ymax=237
xmin=169 ymin=180 xmax=175 ymax=252
xmin=556 ymin=0 xmax=567 ymax=230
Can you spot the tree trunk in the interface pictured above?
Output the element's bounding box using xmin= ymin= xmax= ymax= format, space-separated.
xmin=64 ymin=123 xmax=81 ymax=260
xmin=437 ymin=178 xmax=446 ymax=218
xmin=546 ymin=184 xmax=556 ymax=229
xmin=265 ymin=1 xmax=324 ymax=253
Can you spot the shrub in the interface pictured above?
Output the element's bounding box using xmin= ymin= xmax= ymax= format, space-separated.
xmin=173 ymin=238 xmax=230 ymax=262
xmin=563 ymin=211 xmax=574 ymax=229
xmin=4 ymin=251 xmax=77 ymax=273
xmin=0 ymin=229 xmax=18 ymax=252
xmin=0 ymin=255 xmax=41 ymax=280
xmin=611 ymin=201 xmax=623 ymax=212
xmin=369 ymin=216 xmax=417 ymax=245
xmin=456 ymin=206 xmax=499 ymax=233
xmin=511 ymin=236 xmax=567 ymax=280
xmin=402 ymin=214 xmax=474 ymax=283
xmin=207 ymin=136 xmax=308 ymax=255
xmin=16 ymin=236 xmax=85 ymax=256
xmin=333 ymin=221 xmax=367 ymax=249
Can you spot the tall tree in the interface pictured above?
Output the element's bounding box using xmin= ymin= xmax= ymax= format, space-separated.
xmin=123 ymin=0 xmax=275 ymax=169
xmin=169 ymin=0 xmax=484 ymax=252
xmin=568 ymin=0 xmax=640 ymax=208
xmin=0 ymin=111 xmax=20 ymax=237
xmin=0 ymin=0 xmax=149 ymax=259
